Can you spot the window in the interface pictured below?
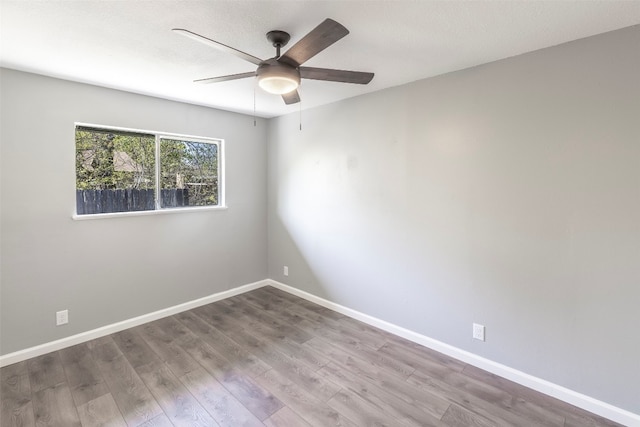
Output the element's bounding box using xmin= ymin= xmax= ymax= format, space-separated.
xmin=75 ymin=125 xmax=223 ymax=216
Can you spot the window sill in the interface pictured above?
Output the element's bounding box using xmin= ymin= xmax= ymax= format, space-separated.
xmin=72 ymin=205 xmax=228 ymax=220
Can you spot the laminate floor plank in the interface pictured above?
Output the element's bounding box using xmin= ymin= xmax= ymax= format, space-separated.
xmin=378 ymin=340 xmax=564 ymax=426
xmin=27 ymin=353 xmax=66 ymax=393
xmin=255 ymin=285 xmax=304 ymax=302
xmin=378 ymin=341 xmax=463 ymax=378
xmin=254 ymin=304 xmax=318 ymax=339
xmin=1 ymin=287 xmax=622 ymax=427
xmin=304 ymin=336 xmax=451 ymax=420
xmin=84 ymin=336 xmax=113 ymax=351
xmin=133 ymin=321 xmax=201 ymax=378
xmin=215 ymin=321 xmax=341 ymax=402
xmin=255 ymin=285 xmax=301 ymax=301
xmin=252 ymin=330 xmax=330 ymax=373
xmin=333 ymin=315 xmax=390 ymax=349
xmin=214 ymin=298 xmax=330 ymax=372
xmin=408 ymin=369 xmax=542 ymax=427
xmin=246 ymin=297 xmax=386 ymax=372
xmin=243 ymin=289 xmax=330 ymax=333
xmin=87 ymin=336 xmax=120 ymax=361
xmin=264 ymin=407 xmax=311 ymax=427
xmin=136 ymin=362 xmax=217 ymax=427
xmin=222 ymin=296 xmax=314 ymax=344
xmin=1 ymin=360 xmax=29 ymax=380
xmin=332 ymin=337 xmax=416 ymax=380
xmin=263 ymin=288 xmax=392 ymax=346
xmin=204 ymin=299 xmax=327 ymax=373
xmin=90 ymin=340 xmax=163 ymax=426
xmin=564 ymin=414 xmax=626 ymax=427
xmin=180 ymin=367 xmax=265 ymax=427
xmin=297 ymin=317 xmax=417 ymax=382
xmin=327 ymin=387 xmax=410 ymax=427
xmin=440 ymin=370 xmax=564 ymax=426
xmin=151 ymin=316 xmax=194 ymax=342
xmin=192 ymin=304 xmax=245 ymax=335
xmin=235 ymin=287 xmax=291 ymax=312
xmin=254 ymin=368 xmax=357 ymax=427
xmin=293 ymin=297 xmax=346 ymax=320
xmin=59 ymin=343 xmax=110 ymax=407
xmin=278 ymin=300 xmax=389 ymax=352
xmin=317 ymin=362 xmax=448 ymax=427
xmin=379 ymin=339 xmax=467 ymax=373
xmin=1 ymin=361 xmax=35 ymax=427
xmin=257 ymin=287 xmax=328 ymax=315
xmin=76 ymin=393 xmax=126 ymax=427
xmin=176 ymin=331 xmax=283 ymax=421
xmin=111 ymin=329 xmax=162 ymax=370
xmin=135 ymin=413 xmax=174 ymax=427
xmin=31 ymin=382 xmax=81 ymax=427
xmin=460 ymin=364 xmax=624 ymax=427
xmin=174 ymin=310 xmax=270 ymax=378
xmin=207 ymin=299 xmax=332 ymax=382
xmin=214 ymin=297 xmax=303 ymax=344
xmin=440 ymin=403 xmax=498 ymax=427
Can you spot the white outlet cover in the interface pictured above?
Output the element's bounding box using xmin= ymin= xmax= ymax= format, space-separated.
xmin=56 ymin=310 xmax=69 ymax=326
xmin=283 ymin=266 xmax=289 ymax=276
xmin=473 ymin=323 xmax=485 ymax=341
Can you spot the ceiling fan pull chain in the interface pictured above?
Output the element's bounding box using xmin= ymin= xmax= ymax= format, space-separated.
xmin=253 ymin=85 xmax=257 ymax=127
xmin=299 ymin=97 xmax=302 ymax=131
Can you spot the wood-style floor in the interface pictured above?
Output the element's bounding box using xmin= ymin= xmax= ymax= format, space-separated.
xmin=1 ymin=286 xmax=622 ymax=427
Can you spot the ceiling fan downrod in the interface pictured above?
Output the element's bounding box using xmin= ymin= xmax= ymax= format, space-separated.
xmin=266 ymin=30 xmax=291 ymax=59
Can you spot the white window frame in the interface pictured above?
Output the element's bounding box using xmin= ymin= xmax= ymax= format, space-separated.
xmin=73 ymin=123 xmax=226 ymax=220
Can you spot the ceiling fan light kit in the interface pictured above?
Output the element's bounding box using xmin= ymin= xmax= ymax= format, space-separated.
xmin=257 ymin=60 xmax=301 ymax=94
xmin=173 ymin=18 xmax=374 ymax=105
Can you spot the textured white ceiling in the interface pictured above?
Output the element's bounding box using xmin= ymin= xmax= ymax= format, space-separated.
xmin=1 ymin=1 xmax=639 ymax=118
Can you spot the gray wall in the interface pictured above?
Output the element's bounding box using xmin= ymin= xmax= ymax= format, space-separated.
xmin=0 ymin=69 xmax=268 ymax=354
xmin=267 ymin=26 xmax=640 ymax=413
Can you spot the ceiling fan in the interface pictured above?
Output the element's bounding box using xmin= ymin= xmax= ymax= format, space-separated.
xmin=173 ymin=18 xmax=374 ymax=105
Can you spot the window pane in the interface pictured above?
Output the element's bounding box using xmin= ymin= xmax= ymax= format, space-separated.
xmin=76 ymin=128 xmax=156 ymax=214
xmin=160 ymin=138 xmax=218 ymax=208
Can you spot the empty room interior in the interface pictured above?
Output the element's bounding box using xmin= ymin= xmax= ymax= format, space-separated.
xmin=1 ymin=1 xmax=639 ymax=426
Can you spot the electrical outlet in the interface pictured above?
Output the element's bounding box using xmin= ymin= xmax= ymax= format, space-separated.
xmin=56 ymin=310 xmax=69 ymax=326
xmin=473 ymin=323 xmax=485 ymax=341
xmin=283 ymin=266 xmax=289 ymax=276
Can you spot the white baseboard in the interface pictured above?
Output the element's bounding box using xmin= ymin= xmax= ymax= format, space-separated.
xmin=0 ymin=279 xmax=269 ymax=368
xmin=267 ymin=279 xmax=640 ymax=427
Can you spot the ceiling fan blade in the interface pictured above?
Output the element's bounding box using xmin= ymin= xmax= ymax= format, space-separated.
xmin=282 ymin=90 xmax=301 ymax=105
xmin=300 ymin=67 xmax=374 ymax=84
xmin=194 ymin=72 xmax=256 ymax=84
xmin=173 ymin=28 xmax=263 ymax=66
xmin=278 ymin=19 xmax=349 ymax=67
